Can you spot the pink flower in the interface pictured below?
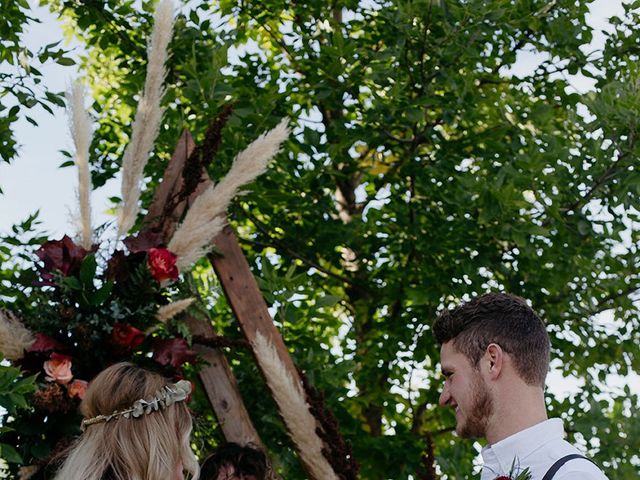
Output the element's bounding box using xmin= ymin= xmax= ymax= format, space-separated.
xmin=44 ymin=353 xmax=73 ymax=384
xmin=67 ymin=379 xmax=88 ymax=399
xmin=147 ymin=248 xmax=179 ymax=282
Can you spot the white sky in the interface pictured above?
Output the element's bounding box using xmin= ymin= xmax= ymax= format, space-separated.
xmin=0 ymin=0 xmax=637 ymax=398
xmin=0 ymin=2 xmax=118 ymax=237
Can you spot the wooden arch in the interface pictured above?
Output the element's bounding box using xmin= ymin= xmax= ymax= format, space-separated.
xmin=141 ymin=129 xmax=350 ymax=480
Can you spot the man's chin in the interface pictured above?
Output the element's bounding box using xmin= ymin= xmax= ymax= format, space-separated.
xmin=456 ymin=423 xmax=484 ymax=439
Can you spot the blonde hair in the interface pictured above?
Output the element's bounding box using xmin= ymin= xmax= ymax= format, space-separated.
xmin=53 ymin=362 xmax=199 ymax=480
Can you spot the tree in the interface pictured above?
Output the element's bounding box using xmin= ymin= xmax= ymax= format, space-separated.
xmin=4 ymin=0 xmax=640 ymax=478
xmin=0 ymin=0 xmax=74 ymax=170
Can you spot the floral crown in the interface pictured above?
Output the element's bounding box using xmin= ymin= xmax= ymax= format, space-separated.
xmin=81 ymin=379 xmax=191 ymax=431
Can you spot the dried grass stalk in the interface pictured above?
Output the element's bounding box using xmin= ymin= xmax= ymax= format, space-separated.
xmin=156 ymin=297 xmax=196 ymax=323
xmin=253 ymin=332 xmax=339 ymax=480
xmin=0 ymin=310 xmax=35 ymax=361
xmin=67 ymin=82 xmax=93 ymax=249
xmin=118 ymin=0 xmax=175 ymax=236
xmin=169 ymin=119 xmax=289 ymax=271
xmin=18 ymin=465 xmax=40 ymax=480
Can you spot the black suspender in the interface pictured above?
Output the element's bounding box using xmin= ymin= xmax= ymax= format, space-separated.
xmin=541 ymin=454 xmax=596 ymax=480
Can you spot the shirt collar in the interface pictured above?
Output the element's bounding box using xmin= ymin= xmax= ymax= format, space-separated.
xmin=481 ymin=418 xmax=564 ymax=474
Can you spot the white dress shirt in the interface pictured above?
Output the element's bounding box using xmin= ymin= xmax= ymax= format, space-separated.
xmin=480 ymin=418 xmax=609 ymax=480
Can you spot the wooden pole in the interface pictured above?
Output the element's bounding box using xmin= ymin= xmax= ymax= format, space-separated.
xmin=185 ymin=315 xmax=265 ymax=448
xmin=209 ymin=225 xmax=335 ymax=480
xmin=209 ymin=226 xmax=300 ymax=377
xmin=143 ymin=130 xmax=264 ymax=448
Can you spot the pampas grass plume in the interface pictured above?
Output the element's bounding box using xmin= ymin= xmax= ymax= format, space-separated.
xmin=67 ymin=82 xmax=93 ymax=249
xmin=156 ymin=297 xmax=196 ymax=323
xmin=18 ymin=465 xmax=40 ymax=480
xmin=168 ymin=118 xmax=290 ymax=271
xmin=118 ymin=0 xmax=175 ymax=236
xmin=253 ymin=332 xmax=339 ymax=480
xmin=0 ymin=311 xmax=35 ymax=361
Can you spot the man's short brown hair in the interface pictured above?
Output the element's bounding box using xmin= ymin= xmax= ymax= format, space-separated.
xmin=200 ymin=442 xmax=268 ymax=480
xmin=433 ymin=293 xmax=550 ymax=386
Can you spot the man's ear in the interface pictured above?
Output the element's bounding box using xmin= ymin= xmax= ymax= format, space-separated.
xmin=483 ymin=343 xmax=504 ymax=380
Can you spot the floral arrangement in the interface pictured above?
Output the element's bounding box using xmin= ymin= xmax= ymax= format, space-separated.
xmin=0 ymin=0 xmax=289 ymax=476
xmin=0 ymin=229 xmax=200 ymax=475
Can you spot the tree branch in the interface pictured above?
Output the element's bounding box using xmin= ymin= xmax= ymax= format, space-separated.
xmin=239 ymin=210 xmax=362 ymax=288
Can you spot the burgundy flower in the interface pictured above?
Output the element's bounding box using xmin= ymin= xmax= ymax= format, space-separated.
xmin=495 ymin=477 xmax=512 ymax=480
xmin=123 ymin=231 xmax=164 ymax=254
xmin=35 ymin=235 xmax=91 ymax=285
xmin=111 ymin=323 xmax=146 ymax=350
xmin=29 ymin=333 xmax=66 ymax=353
xmin=105 ymin=250 xmax=128 ymax=282
xmin=152 ymin=338 xmax=197 ymax=369
xmin=147 ymin=248 xmax=178 ymax=282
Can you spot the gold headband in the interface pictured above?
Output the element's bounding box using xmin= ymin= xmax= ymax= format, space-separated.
xmin=81 ymin=379 xmax=192 ymax=431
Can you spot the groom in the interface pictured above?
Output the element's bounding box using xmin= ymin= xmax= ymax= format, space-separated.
xmin=433 ymin=293 xmax=609 ymax=479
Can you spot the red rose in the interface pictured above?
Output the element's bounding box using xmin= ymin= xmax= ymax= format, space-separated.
xmin=111 ymin=323 xmax=145 ymax=350
xmin=123 ymin=231 xmax=164 ymax=254
xmin=147 ymin=248 xmax=178 ymax=282
xmin=152 ymin=338 xmax=197 ymax=369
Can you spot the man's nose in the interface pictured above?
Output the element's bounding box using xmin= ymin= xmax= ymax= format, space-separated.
xmin=439 ymin=384 xmax=451 ymax=406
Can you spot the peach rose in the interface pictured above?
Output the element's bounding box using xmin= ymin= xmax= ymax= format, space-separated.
xmin=44 ymin=353 xmax=73 ymax=384
xmin=67 ymin=379 xmax=88 ymax=399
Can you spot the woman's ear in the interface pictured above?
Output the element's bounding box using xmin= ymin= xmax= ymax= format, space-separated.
xmin=483 ymin=343 xmax=504 ymax=380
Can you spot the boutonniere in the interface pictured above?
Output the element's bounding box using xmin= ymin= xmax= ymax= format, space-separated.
xmin=494 ymin=473 xmax=530 ymax=480
xmin=493 ymin=459 xmax=531 ymax=480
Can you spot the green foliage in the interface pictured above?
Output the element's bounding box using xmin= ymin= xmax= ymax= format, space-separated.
xmin=0 ymin=0 xmax=74 ymax=173
xmin=0 ymin=359 xmax=36 ymax=419
xmin=2 ymin=0 xmax=640 ymax=478
xmin=0 ymin=359 xmax=37 ymax=468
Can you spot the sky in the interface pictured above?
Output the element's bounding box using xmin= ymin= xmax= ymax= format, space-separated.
xmin=0 ymin=0 xmax=638 ymax=399
xmin=0 ymin=2 xmax=115 ymax=237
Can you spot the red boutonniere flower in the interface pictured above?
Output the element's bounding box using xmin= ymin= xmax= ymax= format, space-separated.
xmin=493 ymin=465 xmax=531 ymax=480
xmin=111 ymin=323 xmax=146 ymax=350
xmin=43 ymin=353 xmax=73 ymax=384
xmin=147 ymin=248 xmax=179 ymax=282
